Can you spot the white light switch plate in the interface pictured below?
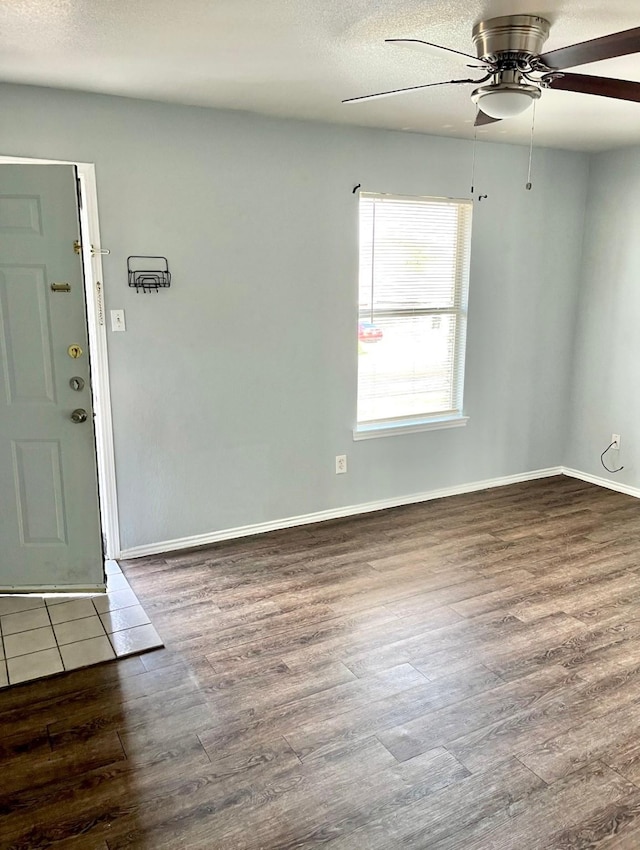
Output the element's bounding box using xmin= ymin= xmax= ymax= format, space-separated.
xmin=111 ymin=309 xmax=126 ymax=332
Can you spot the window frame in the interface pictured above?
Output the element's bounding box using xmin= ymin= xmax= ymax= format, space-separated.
xmin=354 ymin=191 xmax=472 ymax=440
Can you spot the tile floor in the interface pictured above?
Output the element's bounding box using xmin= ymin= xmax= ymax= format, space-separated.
xmin=0 ymin=561 xmax=162 ymax=687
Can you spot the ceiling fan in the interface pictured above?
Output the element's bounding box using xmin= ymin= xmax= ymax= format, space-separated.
xmin=343 ymin=16 xmax=640 ymax=125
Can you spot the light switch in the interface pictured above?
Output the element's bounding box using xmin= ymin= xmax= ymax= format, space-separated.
xmin=111 ymin=309 xmax=126 ymax=332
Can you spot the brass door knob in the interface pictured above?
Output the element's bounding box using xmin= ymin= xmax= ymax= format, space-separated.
xmin=70 ymin=408 xmax=88 ymax=423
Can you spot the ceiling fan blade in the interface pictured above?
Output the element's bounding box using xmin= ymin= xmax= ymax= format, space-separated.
xmin=385 ymin=38 xmax=484 ymax=63
xmin=539 ymin=26 xmax=640 ymax=71
xmin=547 ymin=72 xmax=640 ymax=102
xmin=342 ymin=78 xmax=480 ymax=104
xmin=475 ymin=110 xmax=501 ymax=127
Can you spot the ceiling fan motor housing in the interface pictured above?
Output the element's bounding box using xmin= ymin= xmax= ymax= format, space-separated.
xmin=472 ymin=15 xmax=551 ymax=62
xmin=471 ymin=16 xmax=551 ymax=119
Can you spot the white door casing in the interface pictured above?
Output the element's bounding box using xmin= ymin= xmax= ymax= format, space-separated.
xmin=0 ymin=164 xmax=105 ymax=590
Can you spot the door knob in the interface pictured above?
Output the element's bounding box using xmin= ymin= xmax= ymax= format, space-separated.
xmin=70 ymin=408 xmax=88 ymax=423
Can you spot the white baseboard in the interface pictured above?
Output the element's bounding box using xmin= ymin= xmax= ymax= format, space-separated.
xmin=561 ymin=466 xmax=640 ymax=499
xmin=0 ymin=584 xmax=105 ymax=594
xmin=119 ymin=466 xmax=564 ymax=560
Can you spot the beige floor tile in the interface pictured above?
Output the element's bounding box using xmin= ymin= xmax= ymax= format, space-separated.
xmin=93 ymin=588 xmax=139 ymax=615
xmin=53 ymin=616 xmax=107 ymax=646
xmin=104 ymin=560 xmax=123 ymax=576
xmin=0 ymin=572 xmax=157 ymax=689
xmin=48 ymin=598 xmax=96 ymax=625
xmin=0 ymin=596 xmax=45 ymax=616
xmin=4 ymin=626 xmax=56 ymax=659
xmin=1 ymin=607 xmax=50 ymax=636
xmin=7 ymin=648 xmax=63 ymax=685
xmin=59 ymin=636 xmax=115 ymax=670
xmin=45 ymin=594 xmax=94 ymax=606
xmin=100 ymin=605 xmax=150 ymax=634
xmin=108 ymin=624 xmax=163 ymax=657
xmin=105 ymin=573 xmax=131 ymax=593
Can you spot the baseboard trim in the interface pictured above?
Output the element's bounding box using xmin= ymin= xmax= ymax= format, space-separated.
xmin=119 ymin=466 xmax=564 ymax=560
xmin=0 ymin=584 xmax=105 ymax=595
xmin=561 ymin=467 xmax=640 ymax=499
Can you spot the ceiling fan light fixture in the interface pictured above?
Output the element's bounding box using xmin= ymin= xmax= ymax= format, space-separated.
xmin=345 ymin=17 xmax=640 ymax=126
xmin=472 ymin=83 xmax=541 ymax=119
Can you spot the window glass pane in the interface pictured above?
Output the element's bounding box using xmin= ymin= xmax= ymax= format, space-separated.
xmin=356 ymin=193 xmax=472 ymax=429
xmin=357 ymin=314 xmax=457 ymax=423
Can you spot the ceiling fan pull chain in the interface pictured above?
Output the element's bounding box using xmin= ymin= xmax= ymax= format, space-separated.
xmin=526 ymin=99 xmax=537 ymax=190
xmin=470 ymin=120 xmax=478 ymax=195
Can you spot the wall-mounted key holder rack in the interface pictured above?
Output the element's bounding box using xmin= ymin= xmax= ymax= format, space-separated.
xmin=127 ymin=256 xmax=171 ymax=293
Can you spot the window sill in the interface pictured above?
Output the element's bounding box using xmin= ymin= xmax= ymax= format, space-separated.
xmin=353 ymin=415 xmax=469 ymax=441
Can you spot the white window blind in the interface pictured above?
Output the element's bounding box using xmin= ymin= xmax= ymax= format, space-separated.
xmin=357 ymin=192 xmax=472 ymax=432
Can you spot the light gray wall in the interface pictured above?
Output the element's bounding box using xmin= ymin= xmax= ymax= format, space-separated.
xmin=566 ymin=146 xmax=640 ymax=484
xmin=0 ymin=83 xmax=589 ymax=551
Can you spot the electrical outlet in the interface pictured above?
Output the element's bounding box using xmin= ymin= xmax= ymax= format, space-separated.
xmin=612 ymin=433 xmax=621 ymax=450
xmin=335 ymin=454 xmax=347 ymax=474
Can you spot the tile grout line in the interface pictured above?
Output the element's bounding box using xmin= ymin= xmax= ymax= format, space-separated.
xmin=42 ymin=599 xmax=65 ymax=673
xmin=93 ymin=596 xmax=118 ymax=655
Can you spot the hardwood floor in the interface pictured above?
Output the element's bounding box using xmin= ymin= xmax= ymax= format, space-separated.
xmin=3 ymin=475 xmax=640 ymax=848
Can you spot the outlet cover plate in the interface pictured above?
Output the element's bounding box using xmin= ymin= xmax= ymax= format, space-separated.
xmin=111 ymin=309 xmax=126 ymax=332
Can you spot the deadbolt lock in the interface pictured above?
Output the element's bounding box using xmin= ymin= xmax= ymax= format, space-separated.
xmin=67 ymin=344 xmax=83 ymax=359
xmin=69 ymin=376 xmax=85 ymax=392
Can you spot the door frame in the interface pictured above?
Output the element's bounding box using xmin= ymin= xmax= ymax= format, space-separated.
xmin=0 ymin=155 xmax=120 ymax=561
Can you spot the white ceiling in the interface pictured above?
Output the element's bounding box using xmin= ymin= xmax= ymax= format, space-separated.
xmin=1 ymin=0 xmax=640 ymax=151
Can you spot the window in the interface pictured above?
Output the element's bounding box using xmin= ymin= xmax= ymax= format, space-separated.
xmin=355 ymin=192 xmax=472 ymax=438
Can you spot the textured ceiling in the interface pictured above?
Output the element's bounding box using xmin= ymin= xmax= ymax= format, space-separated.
xmin=1 ymin=0 xmax=639 ymax=151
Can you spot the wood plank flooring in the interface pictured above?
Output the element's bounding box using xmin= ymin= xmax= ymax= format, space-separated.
xmin=3 ymin=475 xmax=640 ymax=848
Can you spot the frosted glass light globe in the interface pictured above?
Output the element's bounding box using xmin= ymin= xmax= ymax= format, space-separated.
xmin=477 ymin=89 xmax=536 ymax=119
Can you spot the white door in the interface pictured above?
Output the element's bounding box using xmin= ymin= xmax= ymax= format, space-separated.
xmin=0 ymin=164 xmax=104 ymax=591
